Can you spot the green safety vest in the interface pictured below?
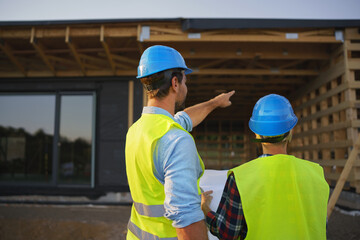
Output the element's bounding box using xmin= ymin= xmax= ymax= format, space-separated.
xmin=125 ymin=113 xmax=204 ymax=240
xmin=230 ymin=154 xmax=329 ymax=240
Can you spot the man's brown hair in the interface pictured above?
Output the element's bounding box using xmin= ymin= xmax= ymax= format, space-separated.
xmin=140 ymin=68 xmax=184 ymax=99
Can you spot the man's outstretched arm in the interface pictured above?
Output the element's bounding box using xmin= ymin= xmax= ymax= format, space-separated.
xmin=184 ymin=90 xmax=235 ymax=128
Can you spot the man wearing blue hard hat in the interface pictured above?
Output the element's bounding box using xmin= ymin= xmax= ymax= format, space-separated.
xmin=125 ymin=45 xmax=235 ymax=240
xmin=201 ymin=94 xmax=329 ymax=240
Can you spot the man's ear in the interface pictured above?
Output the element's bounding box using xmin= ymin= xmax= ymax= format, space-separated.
xmin=171 ymin=76 xmax=179 ymax=92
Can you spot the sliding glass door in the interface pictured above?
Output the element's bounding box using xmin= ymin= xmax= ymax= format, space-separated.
xmin=0 ymin=93 xmax=96 ymax=187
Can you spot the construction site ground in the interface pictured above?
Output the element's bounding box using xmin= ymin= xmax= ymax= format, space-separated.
xmin=0 ymin=203 xmax=359 ymax=240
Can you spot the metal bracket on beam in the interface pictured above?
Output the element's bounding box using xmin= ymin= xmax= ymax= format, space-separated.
xmin=335 ymin=30 xmax=344 ymax=42
xmin=139 ymin=26 xmax=150 ymax=42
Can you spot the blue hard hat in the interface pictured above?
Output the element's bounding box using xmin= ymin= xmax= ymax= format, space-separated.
xmin=137 ymin=45 xmax=192 ymax=79
xmin=249 ymin=94 xmax=298 ymax=136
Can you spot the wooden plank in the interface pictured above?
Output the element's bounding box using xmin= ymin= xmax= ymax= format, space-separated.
xmin=30 ymin=28 xmax=55 ymax=75
xmin=325 ymin=171 xmax=356 ymax=182
xmin=194 ymin=77 xmax=306 ymax=84
xmin=181 ymin=49 xmax=330 ymax=60
xmin=311 ymin=91 xmax=318 ymax=162
xmin=320 ymin=85 xmax=331 ymax=181
xmin=314 ymin=159 xmax=360 ymax=167
xmin=198 ymin=59 xmax=228 ymax=69
xmin=0 ymin=69 xmax=136 ymax=77
xmin=290 ymin=140 xmax=353 ymax=152
xmin=327 ymin=135 xmax=360 ymax=218
xmin=78 ymin=53 xmax=108 ymax=66
xmin=345 ymin=28 xmax=360 ymax=40
xmin=100 ymin=25 xmax=116 ymax=74
xmin=194 ymin=68 xmax=318 ymax=76
xmin=278 ymin=60 xmax=305 ymax=69
xmin=348 ymin=59 xmax=360 ymax=70
xmin=294 ymin=82 xmax=349 ymax=111
xmin=0 ymin=26 xmax=137 ymax=39
xmin=0 ymin=41 xmax=26 ymax=76
xmin=347 ymin=42 xmax=360 ymax=51
xmin=111 ymin=54 xmax=138 ymax=66
xmin=65 ymin=27 xmax=85 ymax=75
xmin=47 ymin=55 xmax=77 ymax=66
xmin=298 ymin=101 xmax=360 ymax=124
xmin=332 ymin=79 xmax=347 ymax=180
xmin=144 ymin=33 xmax=340 ymax=43
xmin=293 ymin=120 xmax=360 ymax=139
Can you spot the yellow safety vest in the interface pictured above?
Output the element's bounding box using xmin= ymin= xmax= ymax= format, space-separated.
xmin=125 ymin=113 xmax=204 ymax=240
xmin=230 ymin=154 xmax=329 ymax=240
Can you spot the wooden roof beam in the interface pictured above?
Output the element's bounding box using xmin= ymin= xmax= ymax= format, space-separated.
xmin=0 ymin=40 xmax=26 ymax=76
xmin=141 ymin=27 xmax=340 ymax=43
xmin=100 ymin=25 xmax=116 ymax=75
xmin=65 ymin=26 xmax=86 ymax=76
xmin=97 ymin=52 xmax=135 ymax=69
xmin=181 ymin=50 xmax=330 ymax=60
xmin=0 ymin=69 xmax=136 ymax=78
xmin=279 ymin=60 xmax=306 ymax=69
xmin=192 ymin=68 xmax=318 ymax=76
xmin=30 ymin=27 xmax=55 ymax=75
xmin=111 ymin=54 xmax=138 ymax=66
xmin=0 ymin=26 xmax=137 ymax=39
xmin=193 ymin=77 xmax=306 ymax=84
xmin=78 ymin=53 xmax=108 ymax=66
xmin=198 ymin=59 xmax=228 ymax=69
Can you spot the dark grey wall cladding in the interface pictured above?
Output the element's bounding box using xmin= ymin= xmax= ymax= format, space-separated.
xmin=97 ymin=81 xmax=128 ymax=186
xmin=98 ymin=141 xmax=127 ymax=186
xmin=133 ymin=79 xmax=143 ymax=122
xmin=99 ymin=81 xmax=129 ymax=140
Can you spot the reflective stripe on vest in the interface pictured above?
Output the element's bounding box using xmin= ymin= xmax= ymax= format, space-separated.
xmin=134 ymin=201 xmax=165 ymax=218
xmin=128 ymin=220 xmax=178 ymax=240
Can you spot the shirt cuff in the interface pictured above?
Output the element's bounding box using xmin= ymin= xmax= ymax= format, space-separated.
xmin=170 ymin=209 xmax=205 ymax=228
xmin=205 ymin=211 xmax=216 ymax=227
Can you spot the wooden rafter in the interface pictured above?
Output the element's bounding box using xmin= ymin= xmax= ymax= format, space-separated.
xmin=198 ymin=59 xmax=228 ymax=69
xmin=181 ymin=50 xmax=330 ymax=60
xmin=79 ymin=53 xmax=108 ymax=66
xmin=97 ymin=53 xmax=134 ymax=69
xmin=0 ymin=40 xmax=26 ymax=76
xmin=30 ymin=27 xmax=55 ymax=75
xmin=193 ymin=77 xmax=306 ymax=84
xmin=47 ymin=55 xmax=77 ymax=66
xmin=111 ymin=54 xmax=138 ymax=66
xmin=279 ymin=60 xmax=306 ymax=69
xmin=65 ymin=26 xmax=85 ymax=75
xmin=100 ymin=25 xmax=116 ymax=74
xmin=193 ymin=68 xmax=318 ymax=76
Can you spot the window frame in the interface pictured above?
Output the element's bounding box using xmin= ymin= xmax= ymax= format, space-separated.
xmin=0 ymin=91 xmax=96 ymax=188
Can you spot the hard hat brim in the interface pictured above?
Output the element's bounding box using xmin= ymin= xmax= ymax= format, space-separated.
xmin=136 ymin=67 xmax=192 ymax=79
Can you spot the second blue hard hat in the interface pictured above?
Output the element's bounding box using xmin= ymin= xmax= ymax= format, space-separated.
xmin=137 ymin=45 xmax=192 ymax=78
xmin=249 ymin=94 xmax=298 ymax=136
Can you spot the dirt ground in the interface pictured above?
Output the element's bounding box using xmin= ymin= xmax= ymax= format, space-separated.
xmin=0 ymin=204 xmax=359 ymax=240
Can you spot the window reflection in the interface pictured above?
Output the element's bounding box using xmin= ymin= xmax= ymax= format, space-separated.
xmin=0 ymin=95 xmax=55 ymax=182
xmin=58 ymin=95 xmax=94 ymax=185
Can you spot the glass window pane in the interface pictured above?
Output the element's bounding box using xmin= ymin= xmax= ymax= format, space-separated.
xmin=58 ymin=95 xmax=94 ymax=185
xmin=0 ymin=95 xmax=55 ymax=183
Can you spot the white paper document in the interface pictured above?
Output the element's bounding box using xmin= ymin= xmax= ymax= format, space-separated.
xmin=199 ymin=169 xmax=229 ymax=240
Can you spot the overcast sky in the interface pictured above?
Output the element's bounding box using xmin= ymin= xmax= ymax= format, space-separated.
xmin=0 ymin=0 xmax=359 ymax=22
